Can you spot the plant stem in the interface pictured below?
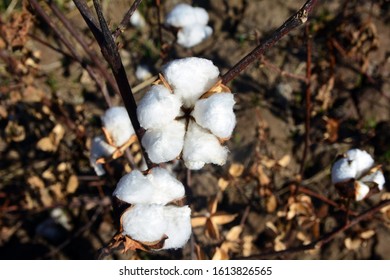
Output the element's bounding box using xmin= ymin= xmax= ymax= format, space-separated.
xmin=221 ymin=0 xmax=319 ymax=85
xmin=112 ymin=0 xmax=143 ymax=39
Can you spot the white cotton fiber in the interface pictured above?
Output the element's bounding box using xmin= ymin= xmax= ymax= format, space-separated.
xmin=147 ymin=167 xmax=185 ymax=204
xmin=183 ymin=121 xmax=228 ymax=170
xmin=122 ymin=204 xmax=167 ymax=243
xmin=177 ymin=24 xmax=213 ymax=48
xmin=89 ymin=136 xmax=116 ymax=176
xmin=162 ymin=57 xmax=220 ymax=108
xmin=101 ymin=107 xmax=135 ymax=147
xmin=361 ymin=170 xmax=386 ymax=191
xmin=162 ymin=205 xmax=192 ymax=249
xmin=142 ymin=120 xmax=185 ymax=163
xmin=130 ymin=10 xmax=146 ymax=29
xmin=331 ymin=157 xmax=358 ymax=184
xmin=113 ymin=170 xmax=154 ymax=204
xmin=165 ymin=3 xmax=209 ymax=28
xmin=192 ymin=93 xmax=236 ymax=139
xmin=345 ymin=149 xmax=374 ymax=177
xmin=135 ymin=64 xmax=152 ymax=81
xmin=355 ymin=181 xmax=370 ymax=201
xmin=137 ymin=85 xmax=182 ymax=129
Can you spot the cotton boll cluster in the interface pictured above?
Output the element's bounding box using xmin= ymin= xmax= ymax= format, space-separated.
xmin=165 ymin=3 xmax=213 ymax=48
xmin=113 ymin=167 xmax=191 ymax=249
xmin=331 ymin=148 xmax=386 ymax=201
xmin=136 ymin=57 xmax=236 ymax=170
xmin=89 ymin=107 xmax=136 ymax=176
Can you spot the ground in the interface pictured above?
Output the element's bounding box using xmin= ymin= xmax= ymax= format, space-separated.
xmin=0 ymin=0 xmax=389 ymax=260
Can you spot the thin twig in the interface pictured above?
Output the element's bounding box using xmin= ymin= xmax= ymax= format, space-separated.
xmin=221 ymin=0 xmax=318 ymax=85
xmin=299 ymin=23 xmax=313 ymax=175
xmin=242 ymin=199 xmax=390 ymax=259
xmin=112 ymin=0 xmax=143 ymax=39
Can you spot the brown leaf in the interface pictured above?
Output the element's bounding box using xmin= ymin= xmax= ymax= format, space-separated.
xmin=49 ymin=183 xmax=64 ymax=200
xmin=212 ymin=247 xmax=229 ymax=260
xmin=316 ymin=76 xmax=334 ymax=110
xmin=194 ymin=244 xmax=207 ymax=260
xmin=218 ymin=177 xmax=230 ymax=192
xmin=225 ymin=225 xmax=243 ymax=241
xmin=345 ymin=237 xmax=362 ymax=251
xmin=1 ymin=10 xmax=33 ymax=48
xmin=229 ymin=163 xmax=244 ymax=177
xmin=266 ymin=194 xmax=278 ymax=213
xmin=37 ymin=124 xmax=65 ymax=152
xmin=66 ymin=175 xmax=79 ymax=194
xmin=5 ymin=121 xmax=25 ymax=142
xmin=206 ymin=218 xmax=220 ymax=239
xmin=257 ymin=165 xmax=270 ymax=187
xmin=243 ymin=235 xmax=254 ymax=257
xmin=27 ymin=176 xmax=45 ymax=189
xmin=211 ymin=213 xmax=238 ymax=226
xmin=191 ymin=216 xmax=208 ymax=228
xmin=39 ymin=188 xmax=53 ymax=207
xmin=360 ymin=230 xmax=375 ymax=240
xmin=323 ymin=117 xmax=340 ymax=143
xmin=277 ymin=155 xmax=291 ymax=167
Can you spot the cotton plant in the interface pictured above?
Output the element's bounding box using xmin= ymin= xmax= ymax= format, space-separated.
xmin=165 ymin=3 xmax=213 ymax=48
xmin=89 ymin=106 xmax=137 ymax=176
xmin=331 ymin=148 xmax=386 ymax=201
xmin=136 ymin=57 xmax=236 ymax=170
xmin=112 ymin=167 xmax=191 ymax=250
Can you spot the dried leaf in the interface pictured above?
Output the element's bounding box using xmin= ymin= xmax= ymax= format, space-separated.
xmin=266 ymin=194 xmax=278 ymax=213
xmin=274 ymin=235 xmax=286 ymax=251
xmin=5 ymin=121 xmax=25 ymax=142
xmin=243 ymin=235 xmax=254 ymax=257
xmin=27 ymin=176 xmax=45 ymax=189
xmin=316 ymin=76 xmax=334 ymax=110
xmin=218 ymin=177 xmax=230 ymax=192
xmin=257 ymin=165 xmax=270 ymax=186
xmin=194 ymin=244 xmax=207 ymax=260
xmin=229 ymin=163 xmax=244 ymax=177
xmin=345 ymin=237 xmax=362 ymax=251
xmin=225 ymin=225 xmax=243 ymax=241
xmin=37 ymin=124 xmax=65 ymax=152
xmin=360 ymin=230 xmax=375 ymax=240
xmin=39 ymin=188 xmax=53 ymax=207
xmin=1 ymin=10 xmax=33 ymax=48
xmin=277 ymin=155 xmax=291 ymax=167
xmin=206 ymin=218 xmax=220 ymax=239
xmin=66 ymin=175 xmax=79 ymax=194
xmin=49 ymin=183 xmax=64 ymax=200
xmin=212 ymin=247 xmax=229 ymax=260
xmin=23 ymin=86 xmax=44 ymax=102
xmin=191 ymin=216 xmax=208 ymax=228
xmin=211 ymin=213 xmax=238 ymax=226
xmin=323 ymin=117 xmax=340 ymax=143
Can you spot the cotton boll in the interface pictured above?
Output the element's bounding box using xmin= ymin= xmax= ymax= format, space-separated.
xmin=192 ymin=93 xmax=236 ymax=139
xmin=147 ymin=167 xmax=185 ymax=204
xmin=135 ymin=64 xmax=152 ymax=81
xmin=137 ymin=85 xmax=182 ymax=130
xmin=113 ymin=170 xmax=154 ymax=204
xmin=142 ymin=120 xmax=185 ymax=163
xmin=89 ymin=136 xmax=116 ymax=176
xmin=183 ymin=121 xmax=228 ymax=170
xmin=345 ymin=149 xmax=374 ymax=177
xmin=361 ymin=170 xmax=386 ymax=191
xmin=122 ymin=204 xmax=167 ymax=243
xmin=165 ymin=3 xmax=209 ymax=28
xmin=355 ymin=181 xmax=370 ymax=201
xmin=162 ymin=57 xmax=220 ymax=108
xmin=177 ymin=24 xmax=213 ymax=48
xmin=331 ymin=157 xmax=358 ymax=184
xmin=130 ymin=10 xmax=146 ymax=29
xmin=101 ymin=107 xmax=135 ymax=147
xmin=162 ymin=205 xmax=192 ymax=249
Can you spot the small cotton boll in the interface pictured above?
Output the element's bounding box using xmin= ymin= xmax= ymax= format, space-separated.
xmin=135 ymin=64 xmax=152 ymax=81
xmin=113 ymin=170 xmax=154 ymax=204
xmin=165 ymin=3 xmax=209 ymax=28
xmin=192 ymin=93 xmax=236 ymax=139
xmin=142 ymin=120 xmax=185 ymax=163
xmin=183 ymin=121 xmax=228 ymax=170
xmin=345 ymin=149 xmax=374 ymax=177
xmin=122 ymin=204 xmax=167 ymax=243
xmin=162 ymin=57 xmax=220 ymax=108
xmin=331 ymin=157 xmax=358 ymax=184
xmin=177 ymin=24 xmax=213 ymax=48
xmin=90 ymin=136 xmax=116 ymax=176
xmin=147 ymin=167 xmax=185 ymax=204
xmin=137 ymin=85 xmax=182 ymax=130
xmin=355 ymin=181 xmax=370 ymax=201
xmin=130 ymin=10 xmax=146 ymax=29
xmin=101 ymin=107 xmax=135 ymax=147
xmin=361 ymin=170 xmax=386 ymax=191
xmin=162 ymin=205 xmax=192 ymax=249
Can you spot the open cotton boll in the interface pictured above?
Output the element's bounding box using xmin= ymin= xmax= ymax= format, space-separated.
xmin=177 ymin=24 xmax=213 ymax=48
xmin=147 ymin=168 xmax=185 ymax=204
xmin=113 ymin=170 xmax=154 ymax=204
xmin=345 ymin=149 xmax=374 ymax=177
xmin=360 ymin=170 xmax=386 ymax=191
xmin=89 ymin=136 xmax=116 ymax=176
xmin=130 ymin=10 xmax=146 ymax=29
xmin=142 ymin=120 xmax=185 ymax=163
xmin=331 ymin=157 xmax=358 ymax=184
xmin=137 ymin=85 xmax=182 ymax=130
xmin=122 ymin=204 xmax=167 ymax=243
xmin=162 ymin=57 xmax=220 ymax=108
xmin=165 ymin=3 xmax=209 ymax=28
xmin=192 ymin=93 xmax=236 ymax=139
xmin=101 ymin=107 xmax=135 ymax=146
xmin=135 ymin=64 xmax=152 ymax=81
xmin=355 ymin=181 xmax=370 ymax=201
xmin=183 ymin=121 xmax=228 ymax=170
xmin=162 ymin=205 xmax=192 ymax=249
